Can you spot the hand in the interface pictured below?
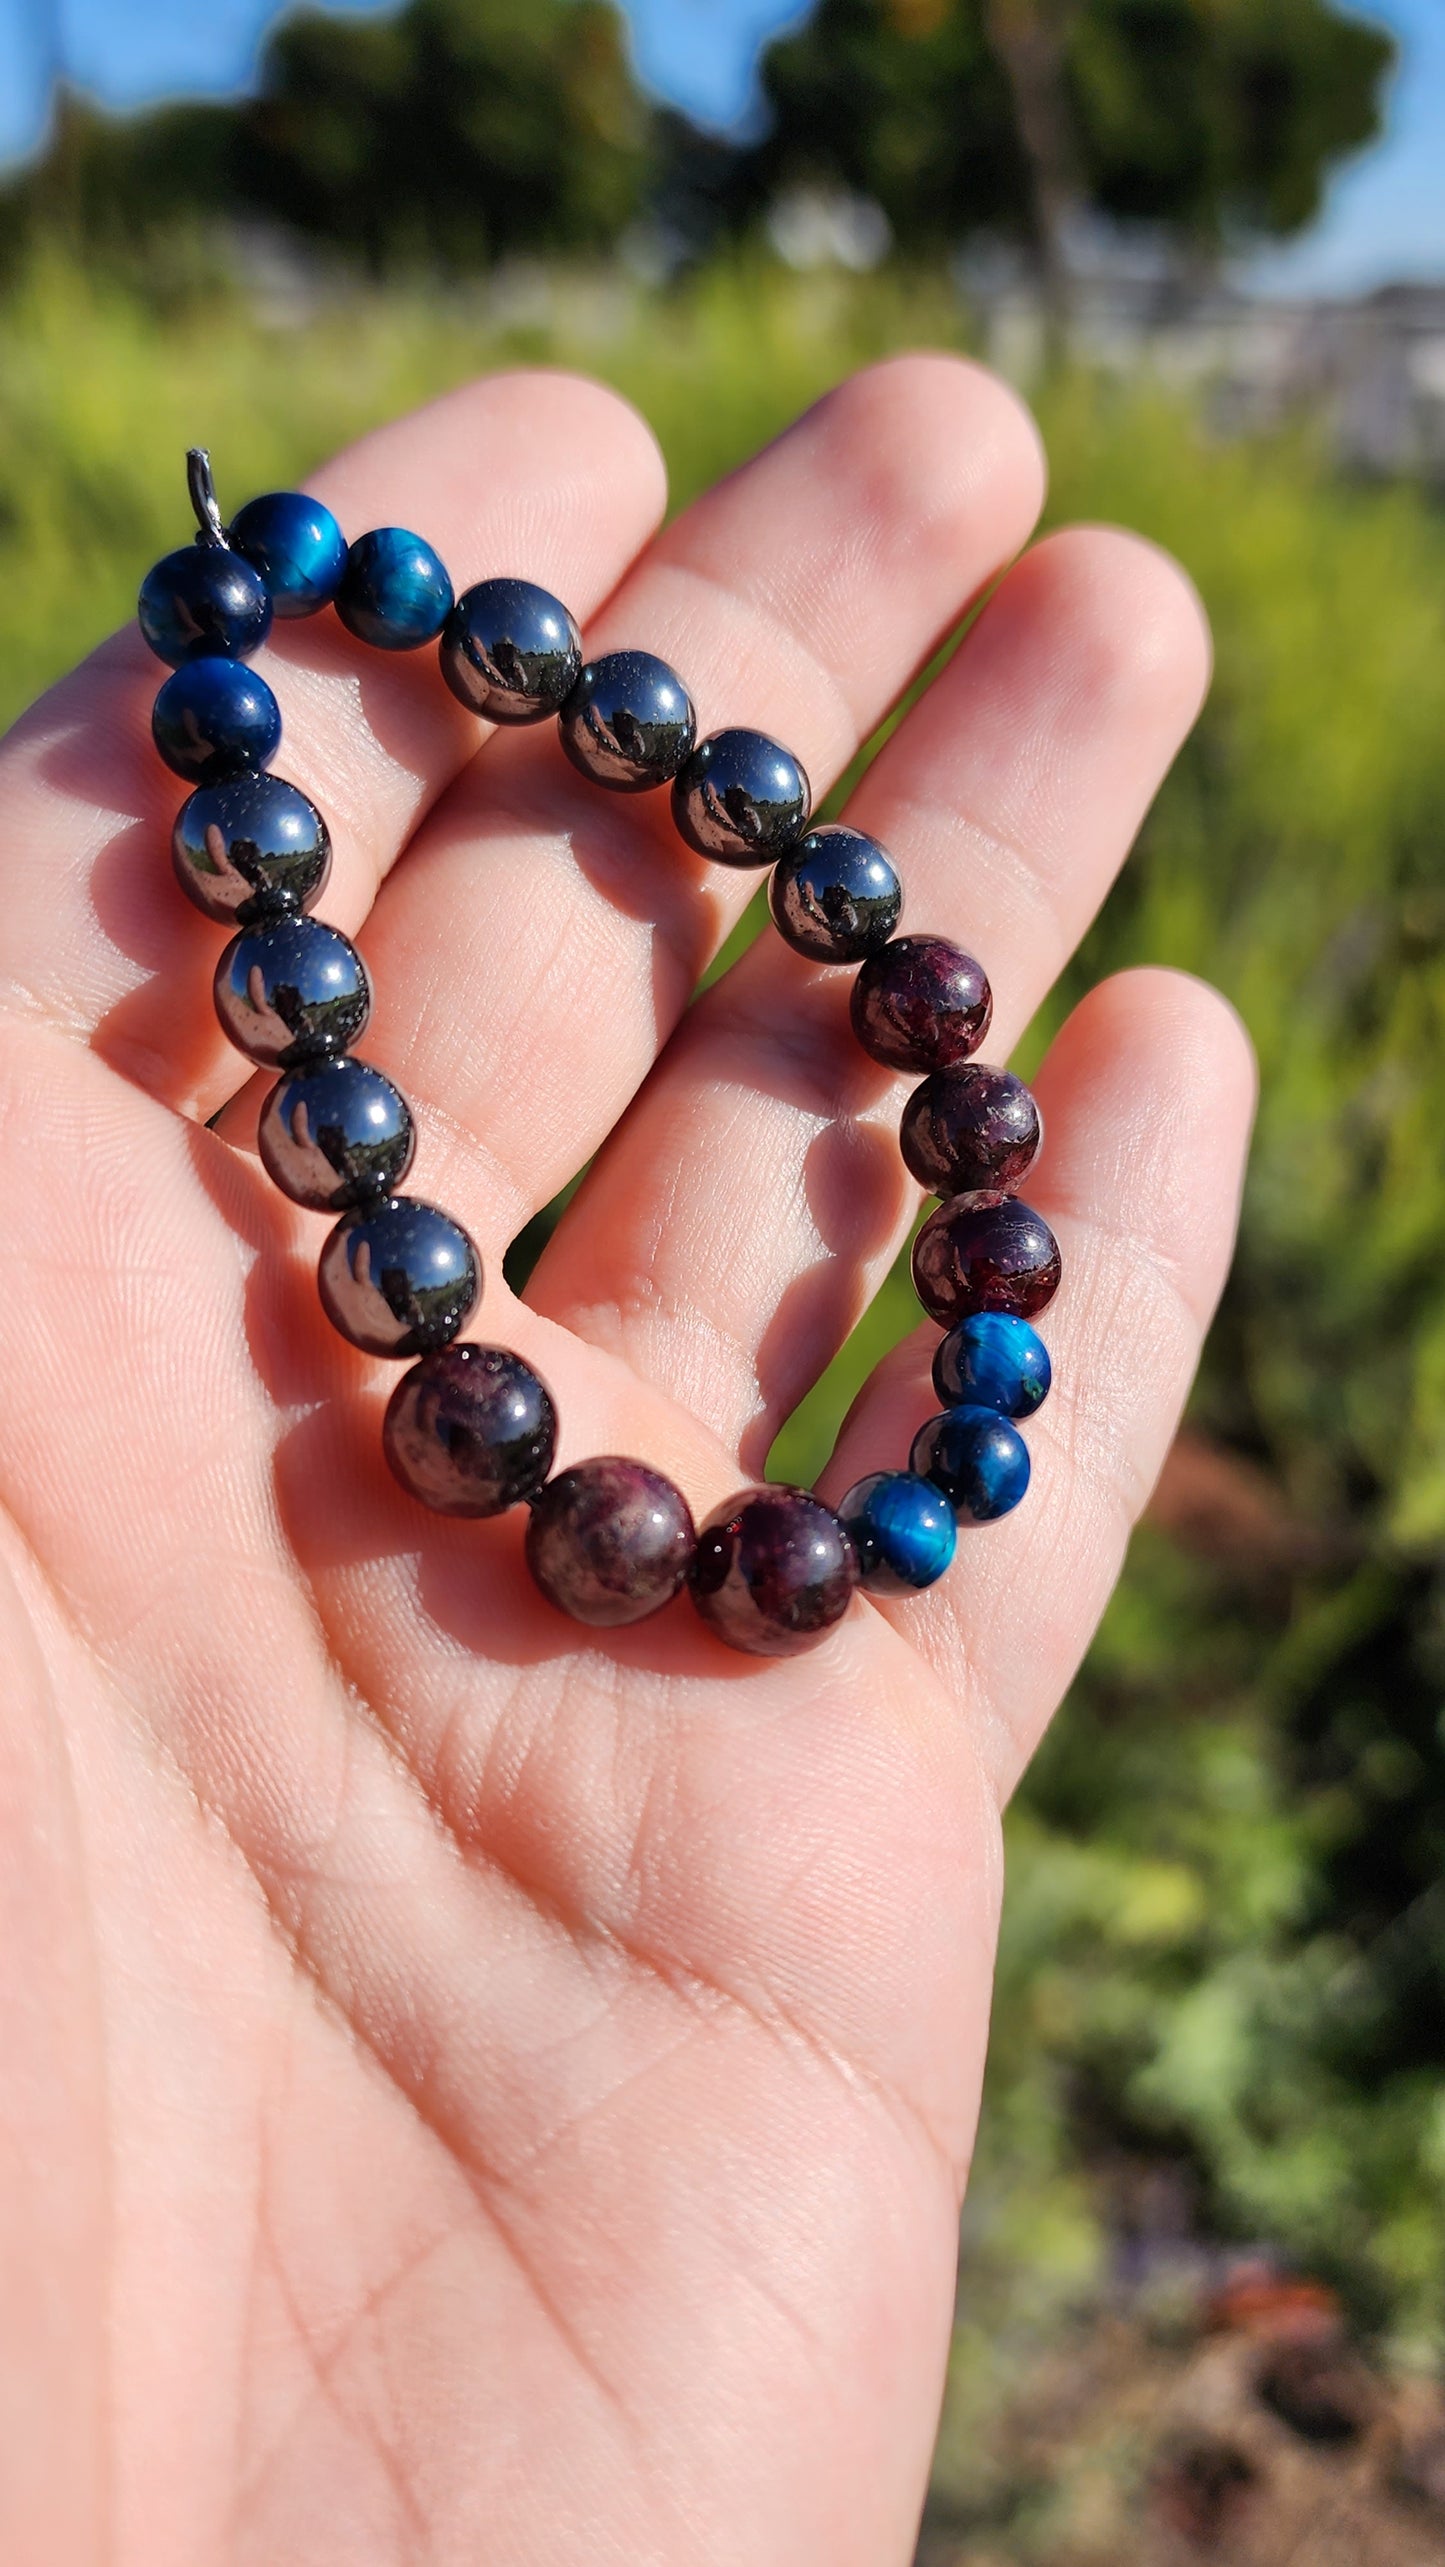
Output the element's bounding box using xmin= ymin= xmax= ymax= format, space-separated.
xmin=0 ymin=359 xmax=1251 ymax=2565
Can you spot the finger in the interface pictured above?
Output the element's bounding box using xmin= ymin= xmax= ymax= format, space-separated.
xmin=822 ymin=966 xmax=1256 ymax=1803
xmin=0 ymin=371 xmax=667 ymax=1112
xmin=267 ymin=354 xmax=1047 ymax=1253
xmin=532 ymin=525 xmax=1211 ymax=1462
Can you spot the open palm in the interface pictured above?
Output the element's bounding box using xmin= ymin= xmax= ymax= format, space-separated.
xmin=0 ymin=358 xmax=1251 ymax=2564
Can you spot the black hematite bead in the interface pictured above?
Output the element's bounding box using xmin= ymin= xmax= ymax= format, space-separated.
xmin=688 ymin=1486 xmax=859 ymax=1657
xmin=769 ymin=825 xmax=902 ymax=965
xmin=671 ymin=728 xmax=810 ymax=866
xmin=525 ymin=1457 xmax=696 ymax=1627
xmin=138 ymin=543 xmax=273 ymax=667
xmin=912 ymin=1190 xmax=1062 ymax=1327
xmin=439 ymin=578 xmax=583 ymax=723
xmin=900 ymin=1066 xmax=1042 ymax=1197
xmin=213 ymin=915 xmax=370 ymax=1068
xmin=172 ymin=773 xmax=331 ymax=924
xmin=317 ymin=1197 xmax=480 ymax=1359
xmin=558 ymin=650 xmax=696 ymax=791
xmin=258 ymin=1057 xmax=414 ymax=1211
xmin=850 ymin=935 xmax=993 ymax=1074
xmin=384 ymin=1344 xmax=556 ymax=1517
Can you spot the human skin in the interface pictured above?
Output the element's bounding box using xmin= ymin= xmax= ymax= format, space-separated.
xmin=0 ymin=357 xmax=1253 ymax=2564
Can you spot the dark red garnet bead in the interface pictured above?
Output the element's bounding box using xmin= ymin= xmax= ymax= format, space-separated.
xmin=525 ymin=1458 xmax=696 ymax=1627
xmin=912 ymin=1190 xmax=1062 ymax=1327
xmin=849 ymin=934 xmax=992 ymax=1075
xmin=384 ymin=1344 xmax=556 ymax=1517
xmin=900 ymin=1065 xmax=1042 ymax=1197
xmin=688 ymin=1486 xmax=859 ymax=1657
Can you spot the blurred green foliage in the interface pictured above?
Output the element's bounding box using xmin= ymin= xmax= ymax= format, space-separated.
xmin=2 ymin=252 xmax=1444 ymax=2402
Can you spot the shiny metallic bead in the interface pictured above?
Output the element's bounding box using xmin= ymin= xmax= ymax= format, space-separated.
xmin=258 ymin=1057 xmax=414 ymax=1211
xmin=900 ymin=1065 xmax=1042 ymax=1197
xmin=336 ymin=527 xmax=454 ymax=651
xmin=688 ymin=1486 xmax=859 ymax=1657
xmin=439 ymin=577 xmax=583 ymax=723
xmin=171 ymin=773 xmax=331 ymax=924
xmin=671 ymin=728 xmax=810 ymax=866
xmin=138 ymin=542 xmax=272 ymax=667
xmin=837 ymin=1470 xmax=957 ymax=1595
xmin=850 ymin=935 xmax=993 ymax=1074
xmin=525 ymin=1457 xmax=696 ymax=1626
xmin=152 ymin=657 xmax=281 ymax=786
xmin=558 ymin=650 xmax=696 ymax=791
xmin=911 ymin=1406 xmax=1031 ymax=1525
xmin=912 ymin=1190 xmax=1062 ymax=1327
xmin=768 ymin=824 xmax=902 ymax=964
xmin=213 ymin=915 xmax=370 ymax=1068
xmin=385 ymin=1344 xmax=556 ymax=1516
xmin=317 ymin=1197 xmax=480 ymax=1359
xmin=230 ymin=490 xmax=348 ymax=618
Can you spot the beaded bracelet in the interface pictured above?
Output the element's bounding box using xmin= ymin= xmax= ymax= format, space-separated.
xmin=137 ymin=448 xmax=1060 ymax=1659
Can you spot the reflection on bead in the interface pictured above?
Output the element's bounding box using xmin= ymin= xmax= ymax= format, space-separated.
xmin=525 ymin=1457 xmax=696 ymax=1626
xmin=901 ymin=1065 xmax=1041 ymax=1197
xmin=138 ymin=544 xmax=273 ymax=667
xmin=932 ymin=1311 xmax=1051 ymax=1418
xmin=213 ymin=915 xmax=370 ymax=1067
xmin=558 ymin=650 xmax=696 ymax=791
xmin=911 ymin=1407 xmax=1031 ymax=1524
xmin=671 ymin=728 xmax=810 ymax=865
xmin=318 ymin=1197 xmax=480 ymax=1358
xmin=849 ymin=934 xmax=993 ymax=1073
xmin=912 ymin=1190 xmax=1062 ymax=1327
xmin=172 ymin=773 xmax=331 ymax=923
xmin=769 ymin=825 xmax=902 ymax=964
xmin=440 ymin=578 xmax=582 ymax=722
xmin=336 ymin=527 xmax=454 ymax=650
xmin=837 ymin=1471 xmax=957 ymax=1595
xmin=152 ymin=657 xmax=282 ymax=785
xmin=385 ymin=1343 xmax=556 ymax=1516
xmin=259 ymin=1057 xmax=413 ymax=1210
xmin=230 ymin=491 xmax=348 ymax=618
xmin=688 ymin=1486 xmax=859 ymax=1656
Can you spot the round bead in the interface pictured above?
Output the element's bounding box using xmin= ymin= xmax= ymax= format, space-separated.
xmin=318 ymin=1197 xmax=480 ymax=1359
xmin=671 ymin=728 xmax=810 ymax=866
xmin=384 ymin=1344 xmax=556 ymax=1517
xmin=152 ymin=657 xmax=281 ymax=786
xmin=849 ymin=935 xmax=993 ymax=1074
xmin=526 ymin=1458 xmax=696 ymax=1627
xmin=688 ymin=1486 xmax=859 ymax=1657
xmin=911 ymin=1407 xmax=1031 ymax=1525
xmin=837 ymin=1471 xmax=957 ymax=1596
xmin=230 ymin=491 xmax=348 ymax=618
xmin=933 ymin=1311 xmax=1051 ymax=1419
xmin=213 ymin=915 xmax=370 ymax=1068
xmin=171 ymin=773 xmax=331 ymax=924
xmin=439 ymin=577 xmax=583 ymax=723
xmin=258 ymin=1057 xmax=414 ymax=1211
xmin=769 ymin=825 xmax=902 ymax=965
xmin=912 ymin=1190 xmax=1062 ymax=1327
xmin=901 ymin=1065 xmax=1042 ymax=1197
xmin=336 ymin=528 xmax=454 ymax=651
xmin=138 ymin=543 xmax=273 ymax=667
xmin=558 ymin=650 xmax=696 ymax=791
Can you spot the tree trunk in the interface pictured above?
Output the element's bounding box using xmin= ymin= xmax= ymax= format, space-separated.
xmin=984 ymin=0 xmax=1082 ymax=340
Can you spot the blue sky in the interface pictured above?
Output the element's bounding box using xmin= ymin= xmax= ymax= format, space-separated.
xmin=1 ymin=0 xmax=1442 ymax=293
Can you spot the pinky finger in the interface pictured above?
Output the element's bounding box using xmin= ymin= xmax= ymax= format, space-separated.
xmin=820 ymin=967 xmax=1256 ymax=1805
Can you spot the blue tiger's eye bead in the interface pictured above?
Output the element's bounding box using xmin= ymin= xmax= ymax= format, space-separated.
xmin=688 ymin=1486 xmax=859 ymax=1656
xmin=385 ymin=1343 xmax=556 ymax=1517
xmin=901 ymin=1065 xmax=1042 ymax=1197
xmin=230 ymin=491 xmax=348 ymax=618
xmin=850 ymin=935 xmax=993 ymax=1074
xmin=171 ymin=773 xmax=331 ymax=924
xmin=769 ymin=824 xmax=902 ymax=965
xmin=558 ymin=650 xmax=696 ymax=791
xmin=213 ymin=914 xmax=370 ymax=1067
xmin=318 ymin=1197 xmax=480 ymax=1359
xmin=152 ymin=657 xmax=281 ymax=785
xmin=526 ymin=1457 xmax=696 ymax=1625
xmin=258 ymin=1056 xmax=414 ymax=1210
xmin=139 ymin=543 xmax=273 ymax=666
xmin=911 ymin=1407 xmax=1031 ymax=1525
xmin=336 ymin=528 xmax=454 ymax=651
xmin=913 ymin=1190 xmax=1062 ymax=1327
xmin=933 ymin=1311 xmax=1052 ymax=1419
xmin=838 ymin=1471 xmax=957 ymax=1595
xmin=671 ymin=728 xmax=811 ymax=866
xmin=439 ymin=577 xmax=583 ymax=722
